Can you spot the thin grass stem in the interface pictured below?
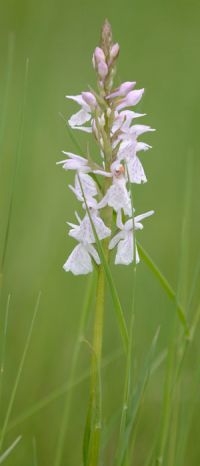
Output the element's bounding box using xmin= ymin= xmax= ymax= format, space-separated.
xmin=0 ymin=435 xmax=21 ymax=464
xmin=0 ymin=34 xmax=15 ymax=160
xmin=0 ymin=58 xmax=29 ymax=292
xmin=0 ymin=293 xmax=41 ymax=451
xmin=0 ymin=294 xmax=10 ymax=417
xmin=32 ymin=437 xmax=38 ymax=466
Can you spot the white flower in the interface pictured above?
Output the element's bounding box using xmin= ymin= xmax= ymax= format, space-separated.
xmin=66 ymin=92 xmax=96 ymax=132
xmin=69 ymin=173 xmax=98 ymax=203
xmin=57 ymin=151 xmax=90 ymax=172
xmin=120 ymin=124 xmax=155 ymax=140
xmin=109 ymin=210 xmax=154 ymax=265
xmin=63 ymin=243 xmax=100 ymax=275
xmin=98 ymin=161 xmax=131 ymax=215
xmin=112 ymin=110 xmax=146 ymax=135
xmin=68 ymin=209 xmax=111 ymax=243
xmin=117 ymin=142 xmax=148 ymax=184
xmin=64 ymin=207 xmax=111 ymax=275
xmin=116 ymin=89 xmax=144 ymax=111
xmin=107 ymin=81 xmax=136 ymax=99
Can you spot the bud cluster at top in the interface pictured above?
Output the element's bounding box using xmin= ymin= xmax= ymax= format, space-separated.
xmin=57 ymin=20 xmax=155 ymax=275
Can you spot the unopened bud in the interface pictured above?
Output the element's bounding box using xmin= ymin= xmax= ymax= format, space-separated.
xmin=93 ymin=46 xmax=108 ymax=80
xmin=97 ymin=61 xmax=108 ymax=79
xmin=94 ymin=46 xmax=106 ymax=63
xmin=101 ymin=19 xmax=113 ymax=57
xmin=82 ymin=92 xmax=96 ymax=109
xmin=110 ymin=43 xmax=120 ymax=60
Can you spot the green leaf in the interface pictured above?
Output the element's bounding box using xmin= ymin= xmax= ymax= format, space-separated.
xmin=117 ymin=328 xmax=160 ymax=466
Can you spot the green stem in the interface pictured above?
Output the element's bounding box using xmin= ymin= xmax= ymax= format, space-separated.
xmin=86 ymin=265 xmax=105 ymax=466
xmin=155 ymin=319 xmax=176 ymax=465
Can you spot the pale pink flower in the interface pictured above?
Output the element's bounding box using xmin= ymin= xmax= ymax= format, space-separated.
xmin=69 ymin=173 xmax=98 ymax=203
xmin=57 ymin=152 xmax=90 ymax=172
xmin=116 ymin=89 xmax=144 ymax=111
xmin=68 ymin=210 xmax=111 ymax=244
xmin=109 ymin=210 xmax=154 ymax=265
xmin=66 ymin=92 xmax=96 ymax=132
xmin=107 ymin=81 xmax=136 ymax=99
xmin=98 ymin=161 xmax=131 ymax=215
xmin=112 ymin=110 xmax=146 ymax=134
xmin=117 ymin=142 xmax=148 ymax=184
xmin=63 ymin=243 xmax=100 ymax=275
xmin=120 ymin=124 xmax=155 ymax=140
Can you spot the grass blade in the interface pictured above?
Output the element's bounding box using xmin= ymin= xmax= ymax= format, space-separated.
xmin=0 ymin=294 xmax=10 ymax=417
xmin=32 ymin=437 xmax=38 ymax=466
xmin=0 ymin=435 xmax=21 ymax=464
xmin=60 ymin=114 xmax=85 ymax=156
xmin=0 ymin=58 xmax=29 ymax=287
xmin=117 ymin=328 xmax=160 ymax=466
xmin=0 ymin=292 xmax=41 ymax=451
xmin=0 ymin=34 xmax=15 ymax=160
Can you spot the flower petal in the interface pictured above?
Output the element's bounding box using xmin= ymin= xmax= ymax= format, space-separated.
xmin=75 ymin=173 xmax=98 ymax=199
xmin=127 ymin=156 xmax=147 ymax=184
xmin=116 ymin=89 xmax=144 ymax=111
xmin=115 ymin=234 xmax=133 ymax=265
xmin=87 ymin=244 xmax=100 ymax=265
xmin=109 ymin=231 xmax=124 ymax=250
xmin=63 ymin=244 xmax=93 ymax=275
xmin=134 ymin=210 xmax=154 ymax=224
xmin=66 ymin=94 xmax=90 ymax=111
xmin=68 ymin=109 xmax=91 ymax=127
xmin=99 ymin=181 xmax=131 ymax=215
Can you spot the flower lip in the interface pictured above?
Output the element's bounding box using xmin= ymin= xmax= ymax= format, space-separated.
xmin=111 ymin=160 xmax=125 ymax=177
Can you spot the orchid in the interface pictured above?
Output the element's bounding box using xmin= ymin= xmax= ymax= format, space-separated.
xmin=58 ymin=20 xmax=155 ymax=274
xmin=109 ymin=210 xmax=154 ymax=265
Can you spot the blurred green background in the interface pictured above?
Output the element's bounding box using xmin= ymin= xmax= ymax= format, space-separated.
xmin=0 ymin=0 xmax=200 ymax=464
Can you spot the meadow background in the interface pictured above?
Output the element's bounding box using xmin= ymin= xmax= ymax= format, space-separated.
xmin=0 ymin=0 xmax=200 ymax=465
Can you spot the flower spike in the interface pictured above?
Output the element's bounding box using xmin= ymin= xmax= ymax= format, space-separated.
xmin=58 ymin=21 xmax=155 ymax=274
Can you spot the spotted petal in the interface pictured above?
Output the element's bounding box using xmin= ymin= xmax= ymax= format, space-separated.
xmin=63 ymin=244 xmax=93 ymax=275
xmin=68 ymin=109 xmax=91 ymax=128
xmin=127 ymin=156 xmax=147 ymax=184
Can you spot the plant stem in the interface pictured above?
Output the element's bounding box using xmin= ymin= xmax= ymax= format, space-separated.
xmin=86 ymin=265 xmax=105 ymax=466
